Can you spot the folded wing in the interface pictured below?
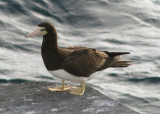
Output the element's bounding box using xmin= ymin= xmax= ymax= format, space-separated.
xmin=62 ymin=48 xmax=108 ymax=77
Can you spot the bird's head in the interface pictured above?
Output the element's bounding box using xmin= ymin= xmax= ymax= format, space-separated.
xmin=25 ymin=22 xmax=56 ymax=38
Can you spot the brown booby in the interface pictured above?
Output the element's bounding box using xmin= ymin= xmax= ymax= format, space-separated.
xmin=25 ymin=22 xmax=131 ymax=95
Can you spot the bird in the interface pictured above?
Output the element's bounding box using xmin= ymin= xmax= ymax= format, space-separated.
xmin=25 ymin=22 xmax=131 ymax=95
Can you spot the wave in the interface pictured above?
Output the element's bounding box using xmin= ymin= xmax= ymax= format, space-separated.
xmin=0 ymin=79 xmax=28 ymax=83
xmin=127 ymin=77 xmax=160 ymax=83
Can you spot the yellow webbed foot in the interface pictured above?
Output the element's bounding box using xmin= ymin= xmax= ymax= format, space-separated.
xmin=70 ymin=81 xmax=85 ymax=95
xmin=48 ymin=80 xmax=72 ymax=92
xmin=48 ymin=86 xmax=72 ymax=92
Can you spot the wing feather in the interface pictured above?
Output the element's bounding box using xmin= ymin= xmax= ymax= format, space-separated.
xmin=62 ymin=48 xmax=107 ymax=77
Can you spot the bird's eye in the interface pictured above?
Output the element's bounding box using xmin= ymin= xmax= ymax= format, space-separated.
xmin=41 ymin=28 xmax=46 ymax=31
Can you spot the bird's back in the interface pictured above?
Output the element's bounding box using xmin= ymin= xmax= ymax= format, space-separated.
xmin=59 ymin=47 xmax=131 ymax=77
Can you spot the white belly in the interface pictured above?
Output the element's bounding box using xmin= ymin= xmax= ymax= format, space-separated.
xmin=48 ymin=69 xmax=102 ymax=82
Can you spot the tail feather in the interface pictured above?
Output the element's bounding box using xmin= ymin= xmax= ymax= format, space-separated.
xmin=103 ymin=51 xmax=130 ymax=57
xmin=111 ymin=60 xmax=132 ymax=67
xmin=97 ymin=51 xmax=132 ymax=71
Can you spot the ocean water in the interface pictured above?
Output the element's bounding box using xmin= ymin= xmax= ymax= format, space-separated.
xmin=0 ymin=0 xmax=160 ymax=113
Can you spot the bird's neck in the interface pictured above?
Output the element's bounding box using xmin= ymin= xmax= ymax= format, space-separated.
xmin=42 ymin=32 xmax=58 ymax=52
xmin=41 ymin=32 xmax=62 ymax=70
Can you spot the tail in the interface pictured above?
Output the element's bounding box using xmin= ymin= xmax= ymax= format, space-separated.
xmin=101 ymin=51 xmax=132 ymax=69
xmin=111 ymin=60 xmax=132 ymax=67
xmin=103 ymin=51 xmax=130 ymax=57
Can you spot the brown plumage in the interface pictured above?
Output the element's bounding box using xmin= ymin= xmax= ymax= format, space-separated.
xmin=26 ymin=22 xmax=131 ymax=95
xmin=39 ymin=22 xmax=131 ymax=77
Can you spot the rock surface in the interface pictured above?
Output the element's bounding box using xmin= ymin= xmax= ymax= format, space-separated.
xmin=0 ymin=82 xmax=139 ymax=114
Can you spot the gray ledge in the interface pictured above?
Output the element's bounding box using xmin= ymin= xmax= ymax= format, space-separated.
xmin=0 ymin=82 xmax=139 ymax=114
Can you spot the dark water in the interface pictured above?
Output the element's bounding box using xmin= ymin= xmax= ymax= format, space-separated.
xmin=0 ymin=0 xmax=160 ymax=113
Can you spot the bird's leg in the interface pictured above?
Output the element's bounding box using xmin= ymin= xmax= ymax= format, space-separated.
xmin=70 ymin=81 xmax=85 ymax=95
xmin=48 ymin=79 xmax=72 ymax=92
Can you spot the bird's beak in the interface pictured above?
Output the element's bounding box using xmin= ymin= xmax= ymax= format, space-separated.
xmin=25 ymin=27 xmax=43 ymax=38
